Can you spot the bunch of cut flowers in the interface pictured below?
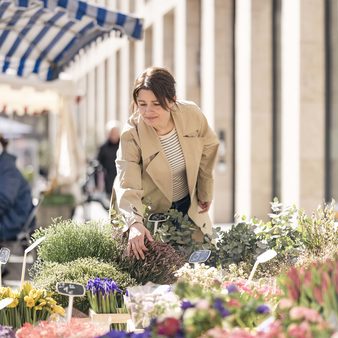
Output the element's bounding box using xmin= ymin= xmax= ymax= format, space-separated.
xmin=174 ymin=263 xmax=223 ymax=290
xmin=278 ymin=256 xmax=338 ymax=330
xmin=16 ymin=318 xmax=107 ymax=338
xmin=124 ymin=283 xmax=180 ymax=329
xmin=0 ymin=282 xmax=65 ymax=329
xmin=101 ymin=280 xmax=272 ymax=338
xmin=86 ymin=277 xmax=129 ymax=330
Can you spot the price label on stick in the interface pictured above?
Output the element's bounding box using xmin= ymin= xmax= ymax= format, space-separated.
xmin=56 ymin=282 xmax=85 ymax=323
xmin=0 ymin=247 xmax=10 ymax=264
xmin=56 ymin=282 xmax=85 ymax=297
xmin=189 ymin=249 xmax=211 ymax=264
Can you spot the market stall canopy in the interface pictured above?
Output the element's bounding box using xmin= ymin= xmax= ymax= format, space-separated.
xmin=0 ymin=116 xmax=32 ymax=138
xmin=0 ymin=0 xmax=143 ymax=81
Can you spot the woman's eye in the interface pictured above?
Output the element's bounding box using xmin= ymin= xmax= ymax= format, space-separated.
xmin=154 ymin=103 xmax=160 ymax=106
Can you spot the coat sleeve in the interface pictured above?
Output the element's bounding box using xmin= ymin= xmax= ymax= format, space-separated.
xmin=196 ymin=109 xmax=219 ymax=203
xmin=0 ymin=166 xmax=21 ymax=216
xmin=111 ymin=129 xmax=144 ymax=230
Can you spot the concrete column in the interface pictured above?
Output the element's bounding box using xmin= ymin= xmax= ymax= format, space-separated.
xmin=299 ymin=0 xmax=325 ymax=211
xmin=280 ymin=0 xmax=300 ymax=206
xmin=213 ymin=0 xmax=233 ymax=223
xmin=251 ymin=0 xmax=273 ymax=219
xmin=174 ymin=0 xmax=187 ymax=98
xmin=235 ymin=0 xmax=252 ymax=217
xmin=201 ymin=0 xmax=215 ymax=221
xmin=153 ymin=16 xmax=164 ymax=66
xmin=96 ymin=63 xmax=106 ymax=145
xmin=86 ymin=69 xmax=96 ymax=156
xmin=331 ymin=1 xmax=338 ymax=201
xmin=163 ymin=10 xmax=175 ymax=73
xmin=135 ymin=0 xmax=145 ymax=76
xmin=106 ymin=53 xmax=117 ymax=121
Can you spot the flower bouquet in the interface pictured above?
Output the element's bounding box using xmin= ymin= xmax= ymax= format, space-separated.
xmin=0 ymin=282 xmax=65 ymax=329
xmin=86 ymin=277 xmax=130 ymax=331
xmin=278 ymin=256 xmax=338 ymax=330
xmin=16 ymin=319 xmax=107 ymax=338
xmin=124 ymin=283 xmax=180 ymax=330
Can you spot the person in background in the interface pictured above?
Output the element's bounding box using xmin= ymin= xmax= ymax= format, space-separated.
xmin=0 ymin=134 xmax=34 ymax=242
xmin=97 ymin=120 xmax=121 ymax=197
xmin=111 ymin=67 xmax=219 ymax=260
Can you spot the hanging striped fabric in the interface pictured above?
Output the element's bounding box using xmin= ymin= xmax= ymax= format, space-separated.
xmin=0 ymin=0 xmax=143 ymax=80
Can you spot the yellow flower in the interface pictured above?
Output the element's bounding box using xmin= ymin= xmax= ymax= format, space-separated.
xmin=6 ymin=297 xmax=18 ymax=308
xmin=29 ymin=289 xmax=42 ymax=300
xmin=24 ymin=296 xmax=35 ymax=308
xmin=52 ymin=304 xmax=65 ymax=316
xmin=45 ymin=297 xmax=57 ymax=306
xmin=21 ymin=282 xmax=33 ymax=296
xmin=38 ymin=299 xmax=47 ymax=307
xmin=34 ymin=305 xmax=43 ymax=311
xmin=0 ymin=287 xmax=11 ymax=298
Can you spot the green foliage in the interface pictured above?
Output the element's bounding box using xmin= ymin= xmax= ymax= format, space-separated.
xmin=31 ymin=257 xmax=136 ymax=313
xmin=216 ymin=222 xmax=258 ymax=267
xmin=145 ymin=208 xmax=218 ymax=264
xmin=298 ymin=200 xmax=338 ymax=256
xmin=32 ymin=219 xmax=121 ymax=264
xmin=255 ymin=198 xmax=304 ymax=257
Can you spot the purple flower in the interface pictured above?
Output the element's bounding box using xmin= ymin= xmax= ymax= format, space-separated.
xmin=0 ymin=325 xmax=15 ymax=338
xmin=213 ymin=298 xmax=230 ymax=318
xmin=226 ymin=284 xmax=239 ymax=293
xmin=256 ymin=304 xmax=270 ymax=314
xmin=97 ymin=330 xmax=151 ymax=338
xmin=181 ymin=300 xmax=194 ymax=310
xmin=86 ymin=277 xmax=123 ymax=296
xmin=97 ymin=330 xmax=128 ymax=338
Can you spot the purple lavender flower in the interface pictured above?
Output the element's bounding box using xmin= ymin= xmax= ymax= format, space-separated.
xmin=226 ymin=284 xmax=239 ymax=293
xmin=213 ymin=298 xmax=230 ymax=317
xmin=256 ymin=304 xmax=270 ymax=314
xmin=181 ymin=300 xmax=194 ymax=310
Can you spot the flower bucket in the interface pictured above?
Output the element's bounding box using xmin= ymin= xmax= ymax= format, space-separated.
xmin=89 ymin=308 xmax=130 ymax=332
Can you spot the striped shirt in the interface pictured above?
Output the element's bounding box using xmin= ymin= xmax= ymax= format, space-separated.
xmin=159 ymin=128 xmax=189 ymax=202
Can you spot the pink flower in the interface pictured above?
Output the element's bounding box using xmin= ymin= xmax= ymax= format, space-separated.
xmin=227 ymin=299 xmax=241 ymax=308
xmin=312 ymin=286 xmax=323 ymax=305
xmin=195 ymin=299 xmax=210 ymax=309
xmin=287 ymin=321 xmax=312 ymax=338
xmin=289 ymin=306 xmax=322 ymax=323
xmin=278 ymin=298 xmax=293 ymax=310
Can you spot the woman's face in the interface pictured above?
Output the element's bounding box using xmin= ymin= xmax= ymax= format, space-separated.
xmin=136 ymin=89 xmax=172 ymax=130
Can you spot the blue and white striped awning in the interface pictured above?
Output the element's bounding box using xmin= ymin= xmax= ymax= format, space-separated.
xmin=0 ymin=0 xmax=143 ymax=81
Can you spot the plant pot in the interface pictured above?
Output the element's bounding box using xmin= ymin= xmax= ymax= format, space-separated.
xmin=89 ymin=308 xmax=130 ymax=332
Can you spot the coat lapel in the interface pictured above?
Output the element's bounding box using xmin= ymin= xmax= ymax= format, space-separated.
xmin=137 ymin=119 xmax=172 ymax=201
xmin=172 ymin=107 xmax=203 ymax=198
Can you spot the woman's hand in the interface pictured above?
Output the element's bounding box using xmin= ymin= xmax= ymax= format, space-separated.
xmin=127 ymin=222 xmax=154 ymax=260
xmin=198 ymin=200 xmax=211 ymax=213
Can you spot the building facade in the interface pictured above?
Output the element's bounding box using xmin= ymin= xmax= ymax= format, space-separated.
xmin=69 ymin=0 xmax=337 ymax=223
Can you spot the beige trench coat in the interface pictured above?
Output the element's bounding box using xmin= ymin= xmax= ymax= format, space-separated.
xmin=111 ymin=100 xmax=219 ymax=236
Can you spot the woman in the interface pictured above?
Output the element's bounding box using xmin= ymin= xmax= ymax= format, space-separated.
xmin=111 ymin=67 xmax=219 ymax=259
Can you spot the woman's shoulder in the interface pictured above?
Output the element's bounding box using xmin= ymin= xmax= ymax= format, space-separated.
xmin=176 ymin=99 xmax=200 ymax=111
xmin=175 ymin=100 xmax=203 ymax=119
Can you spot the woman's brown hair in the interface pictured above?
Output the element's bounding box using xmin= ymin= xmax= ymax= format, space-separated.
xmin=132 ymin=67 xmax=176 ymax=112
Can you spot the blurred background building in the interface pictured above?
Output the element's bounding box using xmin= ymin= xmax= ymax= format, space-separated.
xmin=0 ymin=0 xmax=337 ymax=224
